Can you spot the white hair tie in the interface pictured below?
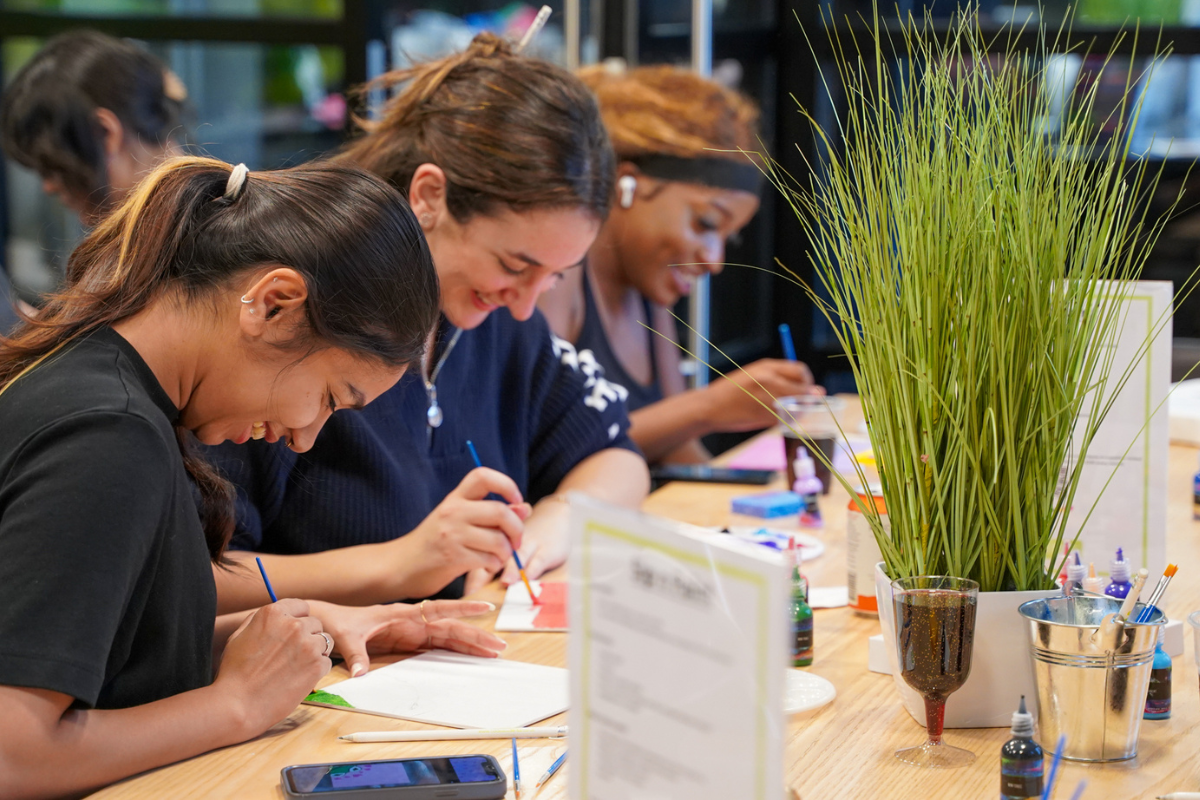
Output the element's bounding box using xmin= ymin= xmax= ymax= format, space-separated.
xmin=224 ymin=163 xmax=249 ymax=202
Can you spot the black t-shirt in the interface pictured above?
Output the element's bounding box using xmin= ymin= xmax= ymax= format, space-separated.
xmin=0 ymin=327 xmax=216 ymax=709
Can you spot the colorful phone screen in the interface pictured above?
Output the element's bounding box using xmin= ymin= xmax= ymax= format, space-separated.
xmin=287 ymin=757 xmax=497 ymax=794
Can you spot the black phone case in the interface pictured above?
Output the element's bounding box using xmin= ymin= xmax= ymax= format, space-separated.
xmin=281 ymin=756 xmax=507 ymax=800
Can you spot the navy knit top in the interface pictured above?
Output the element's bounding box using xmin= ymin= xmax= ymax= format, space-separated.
xmin=574 ymin=267 xmax=665 ymax=413
xmin=207 ymin=308 xmax=637 ymax=599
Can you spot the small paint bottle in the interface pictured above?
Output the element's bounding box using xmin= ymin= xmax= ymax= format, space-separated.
xmin=1082 ymin=562 xmax=1105 ymax=595
xmin=1000 ymin=695 xmax=1044 ymax=800
xmin=1194 ymin=454 xmax=1200 ymax=520
xmin=789 ymin=539 xmax=814 ymax=667
xmin=793 ymin=447 xmax=823 ymax=529
xmin=1065 ymin=552 xmax=1086 ymax=593
xmin=1145 ymin=628 xmax=1172 ymax=720
xmin=1105 ymin=548 xmax=1132 ymax=599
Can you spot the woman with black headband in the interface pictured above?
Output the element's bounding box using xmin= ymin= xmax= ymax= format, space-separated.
xmin=540 ymin=65 xmax=821 ymax=464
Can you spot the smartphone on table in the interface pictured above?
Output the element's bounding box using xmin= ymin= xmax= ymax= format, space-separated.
xmin=649 ymin=464 xmax=775 ymax=487
xmin=281 ymin=755 xmax=506 ymax=799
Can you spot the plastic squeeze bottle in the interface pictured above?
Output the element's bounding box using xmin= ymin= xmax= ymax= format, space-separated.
xmin=1082 ymin=563 xmax=1105 ymax=595
xmin=999 ymin=696 xmax=1044 ymax=800
xmin=1105 ymin=548 xmax=1132 ymax=599
xmin=789 ymin=539 xmax=814 ymax=667
xmin=793 ymin=447 xmax=823 ymax=529
xmin=1065 ymin=552 xmax=1086 ymax=593
xmin=1144 ymin=628 xmax=1172 ymax=720
xmin=1194 ymin=453 xmax=1200 ymax=520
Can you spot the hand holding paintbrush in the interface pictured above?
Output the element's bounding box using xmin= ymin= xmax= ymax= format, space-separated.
xmin=467 ymin=439 xmax=539 ymax=604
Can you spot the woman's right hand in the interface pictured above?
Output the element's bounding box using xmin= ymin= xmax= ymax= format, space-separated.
xmin=701 ymin=358 xmax=821 ymax=432
xmin=391 ymin=467 xmax=532 ymax=599
xmin=213 ymin=598 xmax=331 ymax=737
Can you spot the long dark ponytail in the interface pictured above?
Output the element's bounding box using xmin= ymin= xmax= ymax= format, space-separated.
xmin=0 ymin=157 xmax=440 ymax=560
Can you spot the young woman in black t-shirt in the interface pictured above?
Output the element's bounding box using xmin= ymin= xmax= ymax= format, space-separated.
xmin=0 ymin=158 xmax=504 ymax=798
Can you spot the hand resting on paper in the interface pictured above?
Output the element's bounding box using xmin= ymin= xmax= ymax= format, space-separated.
xmin=308 ymin=599 xmax=506 ymax=678
xmin=463 ymin=494 xmax=569 ymax=594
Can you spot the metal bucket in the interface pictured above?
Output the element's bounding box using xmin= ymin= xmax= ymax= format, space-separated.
xmin=1018 ymin=596 xmax=1165 ymax=762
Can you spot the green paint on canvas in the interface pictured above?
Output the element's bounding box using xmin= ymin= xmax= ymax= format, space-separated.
xmin=306 ymin=689 xmax=354 ymax=708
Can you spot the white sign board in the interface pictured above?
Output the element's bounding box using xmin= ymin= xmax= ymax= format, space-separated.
xmin=1064 ymin=281 xmax=1171 ymax=574
xmin=568 ymin=495 xmax=787 ymax=800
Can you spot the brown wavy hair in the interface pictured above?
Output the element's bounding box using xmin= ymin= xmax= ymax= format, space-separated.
xmin=342 ymin=33 xmax=614 ymax=222
xmin=577 ymin=64 xmax=759 ymax=162
xmin=0 ymin=157 xmax=439 ymax=561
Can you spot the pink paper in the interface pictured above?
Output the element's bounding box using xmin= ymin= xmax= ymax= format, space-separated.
xmin=725 ymin=434 xmax=787 ymax=471
xmin=725 ymin=434 xmax=868 ymax=474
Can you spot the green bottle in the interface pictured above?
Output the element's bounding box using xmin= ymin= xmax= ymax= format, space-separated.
xmin=791 ymin=562 xmax=814 ymax=667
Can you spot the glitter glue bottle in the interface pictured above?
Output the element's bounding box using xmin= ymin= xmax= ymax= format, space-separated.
xmin=1000 ymin=696 xmax=1044 ymax=800
xmin=1145 ymin=628 xmax=1172 ymax=720
xmin=1105 ymin=548 xmax=1132 ymax=599
xmin=1083 ymin=562 xmax=1105 ymax=595
xmin=793 ymin=447 xmax=823 ymax=529
xmin=789 ymin=538 xmax=814 ymax=667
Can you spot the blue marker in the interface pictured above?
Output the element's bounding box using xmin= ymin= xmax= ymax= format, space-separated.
xmin=466 ymin=439 xmax=538 ymax=604
xmin=255 ymin=556 xmax=278 ymax=603
xmin=778 ymin=323 xmax=797 ymax=362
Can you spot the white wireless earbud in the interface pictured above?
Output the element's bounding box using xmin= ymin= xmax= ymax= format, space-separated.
xmin=617 ymin=175 xmax=637 ymax=209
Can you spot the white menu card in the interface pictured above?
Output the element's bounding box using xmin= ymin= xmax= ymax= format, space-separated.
xmin=567 ymin=495 xmax=788 ymax=800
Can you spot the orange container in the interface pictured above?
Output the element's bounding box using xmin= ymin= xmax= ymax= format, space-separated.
xmin=847 ymin=490 xmax=888 ymax=615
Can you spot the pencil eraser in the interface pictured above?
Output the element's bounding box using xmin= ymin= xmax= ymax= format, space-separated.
xmin=731 ymin=491 xmax=801 ymax=518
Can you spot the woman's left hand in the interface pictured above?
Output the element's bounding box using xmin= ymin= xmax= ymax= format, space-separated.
xmin=307 ymin=600 xmax=506 ymax=678
xmin=497 ymin=497 xmax=569 ymax=587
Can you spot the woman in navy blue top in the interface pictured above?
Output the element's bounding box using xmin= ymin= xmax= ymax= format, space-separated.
xmin=540 ymin=66 xmax=820 ymax=464
xmin=212 ymin=34 xmax=649 ymax=610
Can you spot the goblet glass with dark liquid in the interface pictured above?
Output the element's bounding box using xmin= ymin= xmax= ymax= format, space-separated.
xmin=891 ymin=575 xmax=979 ymax=768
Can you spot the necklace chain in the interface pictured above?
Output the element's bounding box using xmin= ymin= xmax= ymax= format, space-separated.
xmin=425 ymin=326 xmax=463 ymax=430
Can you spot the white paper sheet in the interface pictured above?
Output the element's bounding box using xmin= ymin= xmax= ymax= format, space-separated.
xmin=495 ymin=581 xmax=567 ymax=632
xmin=306 ymin=651 xmax=568 ymax=729
xmin=1064 ymin=281 xmax=1171 ymax=574
xmin=567 ymin=495 xmax=787 ymax=800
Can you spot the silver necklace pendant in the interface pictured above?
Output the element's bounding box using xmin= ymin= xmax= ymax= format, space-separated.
xmin=426 ymin=383 xmax=444 ymax=428
xmin=424 ymin=326 xmax=462 ymax=432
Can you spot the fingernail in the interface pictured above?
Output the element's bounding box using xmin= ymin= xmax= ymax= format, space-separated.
xmin=484 ymin=602 xmax=497 ymax=611
xmin=351 ymin=664 xmax=366 ymax=677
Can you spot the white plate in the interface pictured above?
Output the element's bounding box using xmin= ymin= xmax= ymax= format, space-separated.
xmin=785 ymin=669 xmax=836 ymax=714
xmin=725 ymin=527 xmax=826 ymax=561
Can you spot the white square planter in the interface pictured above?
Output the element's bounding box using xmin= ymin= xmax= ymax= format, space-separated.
xmin=874 ymin=562 xmax=1058 ymax=728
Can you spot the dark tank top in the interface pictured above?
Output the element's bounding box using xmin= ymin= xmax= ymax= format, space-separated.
xmin=574 ymin=266 xmax=665 ymax=413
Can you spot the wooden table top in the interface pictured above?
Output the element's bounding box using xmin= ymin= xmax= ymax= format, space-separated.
xmin=91 ymin=407 xmax=1200 ymax=799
